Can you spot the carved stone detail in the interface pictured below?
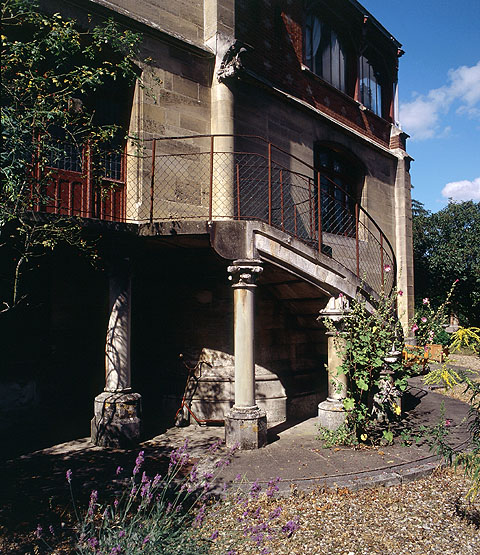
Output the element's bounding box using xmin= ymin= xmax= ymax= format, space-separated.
xmin=217 ymin=41 xmax=247 ymax=82
xmin=227 ymin=260 xmax=263 ymax=288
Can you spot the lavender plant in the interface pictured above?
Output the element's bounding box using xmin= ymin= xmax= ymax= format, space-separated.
xmin=36 ymin=441 xmax=299 ymax=554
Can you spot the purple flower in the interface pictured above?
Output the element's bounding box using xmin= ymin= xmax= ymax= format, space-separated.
xmin=36 ymin=524 xmax=42 ymax=539
xmin=266 ymin=477 xmax=280 ymax=497
xmin=208 ymin=439 xmax=222 ymax=452
xmin=411 ymin=323 xmax=419 ymax=333
xmin=169 ymin=441 xmax=189 ymax=468
xmin=189 ymin=464 xmax=198 ymax=483
xmin=49 ymin=525 xmax=55 ymax=536
xmin=235 ymin=473 xmax=242 ymax=481
xmin=88 ymin=490 xmax=98 ymax=517
xmin=282 ymin=518 xmax=300 ymax=537
xmin=133 ymin=451 xmax=145 ymax=475
xmin=140 ymin=481 xmax=150 ymax=498
xmin=249 ymin=480 xmax=262 ymax=498
xmin=114 ymin=498 xmax=119 ymax=509
xmin=110 ymin=547 xmax=122 ymax=555
xmin=142 ymin=536 xmax=150 ymax=545
xmin=87 ymin=537 xmax=99 ymax=549
xmin=193 ymin=504 xmax=206 ymax=527
xmin=116 ymin=466 xmax=123 ymax=476
xmin=66 ymin=469 xmax=72 ymax=483
xmin=423 ymin=297 xmax=429 ymax=304
xmin=210 ymin=530 xmax=219 ymax=540
xmin=152 ymin=473 xmax=162 ymax=488
xmin=268 ymin=506 xmax=282 ymax=519
xmin=118 ymin=530 xmax=126 ymax=538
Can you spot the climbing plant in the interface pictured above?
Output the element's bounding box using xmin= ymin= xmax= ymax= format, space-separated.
xmin=323 ymin=279 xmax=408 ymax=443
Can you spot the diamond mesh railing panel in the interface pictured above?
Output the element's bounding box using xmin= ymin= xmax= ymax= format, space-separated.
xmin=33 ymin=135 xmax=396 ymax=296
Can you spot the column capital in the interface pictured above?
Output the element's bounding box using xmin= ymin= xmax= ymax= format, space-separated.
xmin=227 ymin=259 xmax=263 ymax=288
xmin=318 ymin=294 xmax=351 ymax=332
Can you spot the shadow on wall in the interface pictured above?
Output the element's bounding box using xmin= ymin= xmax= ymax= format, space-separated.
xmin=132 ymin=246 xmax=328 ymax=437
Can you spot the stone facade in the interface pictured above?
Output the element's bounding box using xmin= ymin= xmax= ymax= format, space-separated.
xmin=5 ymin=1 xmax=414 ymax=450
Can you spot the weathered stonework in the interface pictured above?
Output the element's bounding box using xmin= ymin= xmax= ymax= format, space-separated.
xmin=225 ymin=406 xmax=267 ymax=450
xmin=91 ymin=392 xmax=142 ymax=448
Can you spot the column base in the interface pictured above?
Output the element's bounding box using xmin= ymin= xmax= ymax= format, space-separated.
xmin=318 ymin=398 xmax=346 ymax=431
xmin=225 ymin=406 xmax=267 ymax=450
xmin=91 ymin=391 xmax=142 ymax=448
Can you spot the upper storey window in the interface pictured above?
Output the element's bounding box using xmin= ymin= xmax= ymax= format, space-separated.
xmin=304 ymin=14 xmax=346 ymax=92
xmin=358 ymin=55 xmax=382 ymax=116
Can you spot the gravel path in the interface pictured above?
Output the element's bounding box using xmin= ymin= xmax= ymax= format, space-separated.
xmin=203 ymin=468 xmax=480 ymax=554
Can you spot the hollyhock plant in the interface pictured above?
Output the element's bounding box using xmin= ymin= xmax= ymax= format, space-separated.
xmin=412 ymin=280 xmax=458 ymax=347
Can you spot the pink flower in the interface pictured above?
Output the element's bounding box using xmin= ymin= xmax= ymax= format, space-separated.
xmin=398 ymin=290 xmax=403 ymax=296
xmin=411 ymin=323 xmax=419 ymax=333
xmin=422 ymin=298 xmax=429 ymax=304
xmin=384 ymin=264 xmax=392 ymax=273
xmin=454 ymin=279 xmax=459 ymax=283
xmin=421 ymin=317 xmax=427 ymax=323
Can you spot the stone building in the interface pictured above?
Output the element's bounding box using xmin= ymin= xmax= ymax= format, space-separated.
xmin=3 ymin=0 xmax=414 ymax=451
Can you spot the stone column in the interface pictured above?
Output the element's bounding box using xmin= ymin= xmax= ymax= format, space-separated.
xmin=205 ymin=1 xmax=236 ymax=220
xmin=91 ymin=259 xmax=142 ymax=447
xmin=317 ymin=295 xmax=350 ymax=430
xmin=225 ymin=260 xmax=267 ymax=449
xmin=391 ymin=128 xmax=415 ymax=340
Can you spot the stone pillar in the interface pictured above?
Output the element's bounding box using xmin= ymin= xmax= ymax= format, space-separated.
xmin=318 ymin=296 xmax=350 ymax=430
xmin=91 ymin=260 xmax=142 ymax=447
xmin=225 ymin=260 xmax=267 ymax=449
xmin=391 ymin=128 xmax=415 ymax=340
xmin=205 ymin=1 xmax=236 ymax=220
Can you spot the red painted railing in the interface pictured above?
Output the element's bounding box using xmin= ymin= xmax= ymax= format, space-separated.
xmin=34 ymin=135 xmax=395 ymax=294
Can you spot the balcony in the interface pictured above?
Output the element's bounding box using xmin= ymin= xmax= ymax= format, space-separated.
xmin=34 ymin=134 xmax=395 ymax=295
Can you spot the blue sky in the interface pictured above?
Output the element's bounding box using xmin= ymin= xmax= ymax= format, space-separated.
xmin=360 ymin=0 xmax=480 ymax=213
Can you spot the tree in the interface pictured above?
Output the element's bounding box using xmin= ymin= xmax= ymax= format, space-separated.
xmin=412 ymin=199 xmax=480 ymax=326
xmin=0 ymin=0 xmax=141 ymax=311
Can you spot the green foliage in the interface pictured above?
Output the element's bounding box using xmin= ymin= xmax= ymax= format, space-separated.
xmin=423 ymin=369 xmax=480 ymax=500
xmin=316 ymin=424 xmax=358 ymax=448
xmin=412 ymin=199 xmax=480 ymax=326
xmin=1 ymin=0 xmax=142 ymax=311
xmin=449 ymin=327 xmax=480 ymax=355
xmin=323 ymin=284 xmax=408 ymax=442
xmin=411 ymin=280 xmax=457 ymax=346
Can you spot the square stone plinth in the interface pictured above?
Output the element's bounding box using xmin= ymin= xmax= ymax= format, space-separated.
xmin=91 ymin=391 xmax=142 ymax=448
xmin=225 ymin=406 xmax=267 ymax=450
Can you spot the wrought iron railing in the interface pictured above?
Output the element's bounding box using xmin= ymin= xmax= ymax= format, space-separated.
xmin=34 ymin=134 xmax=395 ymax=294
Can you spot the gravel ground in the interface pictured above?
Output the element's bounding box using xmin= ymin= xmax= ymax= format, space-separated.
xmin=202 ymin=468 xmax=480 ymax=555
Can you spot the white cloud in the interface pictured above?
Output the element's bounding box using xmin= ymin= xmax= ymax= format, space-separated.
xmin=400 ymin=61 xmax=480 ymax=140
xmin=441 ymin=177 xmax=480 ymax=201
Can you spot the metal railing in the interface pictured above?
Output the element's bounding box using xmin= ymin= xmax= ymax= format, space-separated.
xmin=34 ymin=134 xmax=395 ymax=294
